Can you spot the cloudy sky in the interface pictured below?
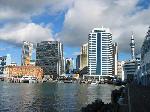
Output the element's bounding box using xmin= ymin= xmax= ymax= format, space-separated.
xmin=0 ymin=0 xmax=150 ymax=64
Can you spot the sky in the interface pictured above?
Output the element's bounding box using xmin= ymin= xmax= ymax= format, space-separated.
xmin=0 ymin=0 xmax=150 ymax=65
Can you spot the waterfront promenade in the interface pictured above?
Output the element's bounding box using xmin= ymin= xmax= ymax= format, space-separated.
xmin=128 ymin=84 xmax=150 ymax=112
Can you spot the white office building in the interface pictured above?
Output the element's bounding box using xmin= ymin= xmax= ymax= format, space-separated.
xmin=85 ymin=27 xmax=113 ymax=79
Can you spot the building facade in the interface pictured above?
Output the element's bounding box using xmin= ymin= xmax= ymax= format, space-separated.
xmin=65 ymin=58 xmax=74 ymax=74
xmin=36 ymin=41 xmax=63 ymax=79
xmin=80 ymin=54 xmax=88 ymax=70
xmin=76 ymin=55 xmax=80 ymax=70
xmin=80 ymin=43 xmax=88 ymax=70
xmin=140 ymin=26 xmax=150 ymax=85
xmin=4 ymin=66 xmax=43 ymax=80
xmin=113 ymin=43 xmax=118 ymax=75
xmin=123 ymin=60 xmax=138 ymax=82
xmin=117 ymin=61 xmax=125 ymax=81
xmin=30 ymin=60 xmax=36 ymax=66
xmin=0 ymin=54 xmax=11 ymax=76
xmin=88 ymin=27 xmax=113 ymax=76
xmin=81 ymin=43 xmax=88 ymax=55
xmin=9 ymin=62 xmax=17 ymax=66
xmin=21 ymin=41 xmax=33 ymax=66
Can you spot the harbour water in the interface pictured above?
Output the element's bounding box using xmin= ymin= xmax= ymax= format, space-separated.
xmin=0 ymin=82 xmax=119 ymax=112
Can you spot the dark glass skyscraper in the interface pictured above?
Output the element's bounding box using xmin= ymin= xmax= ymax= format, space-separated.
xmin=36 ymin=41 xmax=63 ymax=79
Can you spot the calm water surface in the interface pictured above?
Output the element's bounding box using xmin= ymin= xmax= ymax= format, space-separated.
xmin=0 ymin=82 xmax=119 ymax=112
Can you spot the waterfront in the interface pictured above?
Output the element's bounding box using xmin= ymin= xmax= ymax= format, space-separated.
xmin=0 ymin=82 xmax=119 ymax=112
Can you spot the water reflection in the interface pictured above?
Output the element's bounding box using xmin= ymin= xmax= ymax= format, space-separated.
xmin=0 ymin=82 xmax=119 ymax=112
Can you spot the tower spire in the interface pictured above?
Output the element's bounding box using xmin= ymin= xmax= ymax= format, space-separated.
xmin=130 ymin=33 xmax=135 ymax=60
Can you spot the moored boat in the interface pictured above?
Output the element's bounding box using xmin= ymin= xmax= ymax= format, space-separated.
xmin=90 ymin=80 xmax=99 ymax=85
xmin=20 ymin=76 xmax=38 ymax=83
xmin=64 ymin=80 xmax=73 ymax=83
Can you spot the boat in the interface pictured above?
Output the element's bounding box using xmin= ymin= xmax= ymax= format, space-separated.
xmin=20 ymin=76 xmax=38 ymax=83
xmin=64 ymin=80 xmax=73 ymax=83
xmin=100 ymin=78 xmax=105 ymax=84
xmin=0 ymin=75 xmax=4 ymax=81
xmin=57 ymin=80 xmax=64 ymax=83
xmin=29 ymin=77 xmax=38 ymax=83
xmin=80 ymin=80 xmax=88 ymax=84
xmin=90 ymin=80 xmax=99 ymax=85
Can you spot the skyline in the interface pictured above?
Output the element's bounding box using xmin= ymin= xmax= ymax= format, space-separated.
xmin=0 ymin=0 xmax=150 ymax=64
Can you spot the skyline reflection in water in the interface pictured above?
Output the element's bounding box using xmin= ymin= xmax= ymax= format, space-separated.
xmin=0 ymin=82 xmax=119 ymax=112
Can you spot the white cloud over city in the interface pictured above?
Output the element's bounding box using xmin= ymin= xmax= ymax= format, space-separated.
xmin=59 ymin=0 xmax=150 ymax=53
xmin=0 ymin=0 xmax=150 ymax=53
xmin=0 ymin=0 xmax=73 ymax=21
xmin=0 ymin=23 xmax=53 ymax=45
xmin=0 ymin=0 xmax=73 ymax=44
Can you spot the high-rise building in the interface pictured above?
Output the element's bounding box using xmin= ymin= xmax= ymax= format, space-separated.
xmin=80 ymin=43 xmax=88 ymax=70
xmin=81 ymin=43 xmax=88 ymax=55
xmin=123 ymin=60 xmax=138 ymax=82
xmin=65 ymin=58 xmax=74 ymax=74
xmin=36 ymin=41 xmax=63 ymax=79
xmin=30 ymin=60 xmax=36 ymax=66
xmin=76 ymin=55 xmax=80 ymax=70
xmin=80 ymin=54 xmax=88 ymax=70
xmin=88 ymin=27 xmax=113 ymax=76
xmin=117 ymin=61 xmax=125 ymax=81
xmin=0 ymin=54 xmax=11 ymax=75
xmin=140 ymin=26 xmax=150 ymax=85
xmin=113 ymin=43 xmax=118 ymax=75
xmin=62 ymin=57 xmax=65 ymax=74
xmin=21 ymin=41 xmax=33 ymax=66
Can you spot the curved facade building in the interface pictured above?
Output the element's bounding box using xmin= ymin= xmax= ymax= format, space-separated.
xmin=88 ymin=27 xmax=113 ymax=76
xmin=141 ymin=26 xmax=150 ymax=85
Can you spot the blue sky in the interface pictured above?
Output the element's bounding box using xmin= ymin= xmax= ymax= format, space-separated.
xmin=0 ymin=0 xmax=150 ymax=65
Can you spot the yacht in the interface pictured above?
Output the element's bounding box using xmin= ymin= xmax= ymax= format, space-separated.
xmin=20 ymin=76 xmax=38 ymax=83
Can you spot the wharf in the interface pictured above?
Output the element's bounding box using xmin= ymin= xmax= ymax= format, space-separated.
xmin=128 ymin=84 xmax=150 ymax=112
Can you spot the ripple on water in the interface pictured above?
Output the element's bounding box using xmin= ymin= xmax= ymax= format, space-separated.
xmin=0 ymin=82 xmax=119 ymax=112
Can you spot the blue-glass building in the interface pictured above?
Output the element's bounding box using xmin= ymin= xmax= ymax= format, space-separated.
xmin=88 ymin=27 xmax=113 ymax=76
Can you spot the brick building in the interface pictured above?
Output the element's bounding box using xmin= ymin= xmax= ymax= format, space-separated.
xmin=4 ymin=66 xmax=43 ymax=80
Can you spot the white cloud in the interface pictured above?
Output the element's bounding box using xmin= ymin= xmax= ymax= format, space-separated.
xmin=72 ymin=51 xmax=81 ymax=56
xmin=58 ymin=0 xmax=150 ymax=53
xmin=0 ymin=0 xmax=150 ymax=54
xmin=0 ymin=0 xmax=73 ymax=21
xmin=0 ymin=0 xmax=74 ymax=45
xmin=0 ymin=23 xmax=54 ymax=44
